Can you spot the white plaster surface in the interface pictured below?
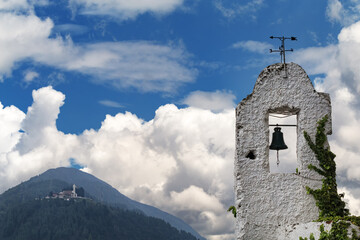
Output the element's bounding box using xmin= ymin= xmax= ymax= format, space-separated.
xmin=235 ymin=63 xmax=332 ymax=239
xmin=276 ymin=222 xmax=332 ymax=239
xmin=277 ymin=221 xmax=360 ymax=239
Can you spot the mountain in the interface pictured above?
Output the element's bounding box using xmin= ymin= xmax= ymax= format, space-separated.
xmin=0 ymin=196 xmax=199 ymax=240
xmin=0 ymin=167 xmax=204 ymax=240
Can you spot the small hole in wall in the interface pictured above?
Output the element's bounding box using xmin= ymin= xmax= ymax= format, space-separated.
xmin=246 ymin=151 xmax=256 ymax=159
xmin=269 ymin=113 xmax=297 ymax=173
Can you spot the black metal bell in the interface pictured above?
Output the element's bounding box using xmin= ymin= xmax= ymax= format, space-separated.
xmin=269 ymin=126 xmax=288 ymax=150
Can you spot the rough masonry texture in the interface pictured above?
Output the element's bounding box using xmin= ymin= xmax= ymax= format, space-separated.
xmin=235 ymin=63 xmax=332 ymax=239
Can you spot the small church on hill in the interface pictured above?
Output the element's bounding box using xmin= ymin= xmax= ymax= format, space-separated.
xmin=46 ymin=184 xmax=85 ymax=200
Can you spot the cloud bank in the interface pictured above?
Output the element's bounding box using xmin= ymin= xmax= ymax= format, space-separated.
xmin=0 ymin=86 xmax=235 ymax=240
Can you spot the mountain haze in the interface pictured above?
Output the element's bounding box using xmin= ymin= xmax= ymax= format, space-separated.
xmin=0 ymin=167 xmax=204 ymax=240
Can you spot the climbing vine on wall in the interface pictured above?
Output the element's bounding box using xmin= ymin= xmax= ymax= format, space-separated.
xmin=300 ymin=115 xmax=360 ymax=240
xmin=303 ymin=115 xmax=349 ymax=218
xmin=227 ymin=205 xmax=236 ymax=218
xmin=300 ymin=220 xmax=360 ymax=240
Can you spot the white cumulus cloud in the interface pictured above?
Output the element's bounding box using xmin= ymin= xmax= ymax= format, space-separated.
xmin=0 ymin=86 xmax=78 ymax=189
xmin=0 ymin=87 xmax=235 ymax=240
xmin=0 ymin=103 xmax=25 ymax=153
xmin=338 ymin=187 xmax=360 ymax=215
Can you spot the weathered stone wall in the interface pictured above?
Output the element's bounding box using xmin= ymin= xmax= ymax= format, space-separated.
xmin=235 ymin=63 xmax=332 ymax=239
xmin=276 ymin=221 xmax=360 ymax=239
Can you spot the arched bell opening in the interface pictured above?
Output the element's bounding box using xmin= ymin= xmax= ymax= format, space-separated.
xmin=267 ymin=108 xmax=299 ymax=173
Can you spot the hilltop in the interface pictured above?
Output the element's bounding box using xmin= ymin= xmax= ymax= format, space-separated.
xmin=0 ymin=167 xmax=204 ymax=240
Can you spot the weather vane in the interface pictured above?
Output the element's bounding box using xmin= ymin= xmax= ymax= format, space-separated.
xmin=269 ymin=36 xmax=297 ymax=77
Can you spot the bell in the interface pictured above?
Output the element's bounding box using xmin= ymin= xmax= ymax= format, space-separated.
xmin=269 ymin=126 xmax=288 ymax=150
xmin=270 ymin=126 xmax=288 ymax=166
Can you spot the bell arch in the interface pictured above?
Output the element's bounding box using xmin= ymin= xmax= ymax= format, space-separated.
xmin=267 ymin=107 xmax=299 ymax=173
xmin=235 ymin=63 xmax=332 ymax=240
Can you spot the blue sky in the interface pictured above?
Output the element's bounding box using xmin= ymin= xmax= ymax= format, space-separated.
xmin=0 ymin=0 xmax=342 ymax=133
xmin=1 ymin=1 xmax=360 ymax=239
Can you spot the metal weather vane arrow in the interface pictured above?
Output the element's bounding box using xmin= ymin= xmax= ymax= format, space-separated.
xmin=269 ymin=36 xmax=297 ymax=77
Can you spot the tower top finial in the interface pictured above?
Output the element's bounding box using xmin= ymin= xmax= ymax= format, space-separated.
xmin=269 ymin=36 xmax=297 ymax=77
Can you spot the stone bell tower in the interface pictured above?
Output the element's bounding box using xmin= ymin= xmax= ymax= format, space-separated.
xmin=235 ymin=63 xmax=332 ymax=239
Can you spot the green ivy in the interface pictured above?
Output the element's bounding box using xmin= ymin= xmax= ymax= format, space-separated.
xmin=300 ymin=115 xmax=360 ymax=240
xmin=227 ymin=205 xmax=236 ymax=218
xmin=319 ymin=221 xmax=350 ymax=240
xmin=303 ymin=115 xmax=349 ymax=218
xmin=299 ymin=232 xmax=315 ymax=240
xmin=300 ymin=220 xmax=360 ymax=240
